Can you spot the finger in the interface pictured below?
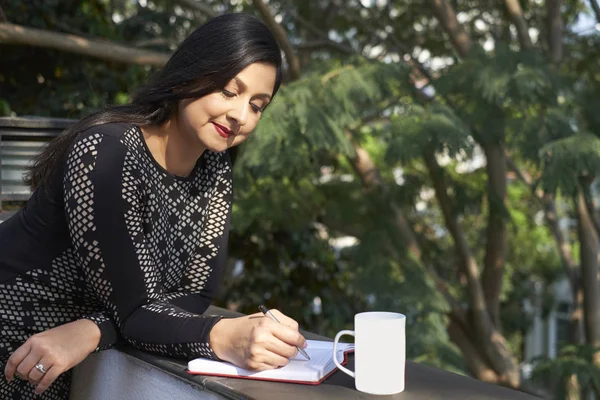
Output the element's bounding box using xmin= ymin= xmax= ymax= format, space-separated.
xmin=16 ymin=351 xmax=42 ymax=383
xmin=269 ymin=322 xmax=306 ymax=349
xmin=249 ymin=350 xmax=290 ymax=371
xmin=268 ymin=310 xmax=299 ymax=330
xmin=34 ymin=365 xmax=61 ymax=395
xmin=247 ymin=362 xmax=276 ymax=372
xmin=4 ymin=342 xmax=32 ymax=381
xmin=28 ymin=357 xmax=51 ymax=385
xmin=263 ymin=335 xmax=299 ymax=360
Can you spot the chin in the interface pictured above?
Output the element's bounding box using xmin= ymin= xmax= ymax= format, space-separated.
xmin=205 ymin=142 xmax=231 ymax=153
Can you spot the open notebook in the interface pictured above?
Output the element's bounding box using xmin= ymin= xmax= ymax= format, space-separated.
xmin=187 ymin=340 xmax=354 ymax=385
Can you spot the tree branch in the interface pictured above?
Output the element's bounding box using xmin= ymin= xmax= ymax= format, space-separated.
xmin=0 ymin=23 xmax=169 ymax=66
xmin=505 ymin=155 xmax=585 ymax=343
xmin=503 ymin=0 xmax=534 ymax=49
xmin=422 ymin=150 xmax=488 ymax=324
xmin=0 ymin=4 xmax=7 ymax=23
xmin=294 ymin=40 xmax=355 ymax=54
xmin=134 ymin=37 xmax=172 ymax=48
xmin=590 ymin=0 xmax=600 ymax=24
xmin=290 ymin=10 xmax=357 ymax=55
xmin=426 ymin=0 xmax=472 ymax=57
xmin=504 ymin=156 xmax=580 ymax=295
xmin=423 ymin=257 xmax=466 ymax=318
xmin=172 ymin=0 xmax=218 ymax=18
xmin=339 ymin=8 xmax=443 ymax=106
xmin=250 ymin=0 xmax=301 ymax=81
xmin=288 ymin=10 xmax=325 ymax=39
xmin=547 ymin=0 xmax=564 ymax=64
xmin=350 ymin=5 xmax=469 ymax=141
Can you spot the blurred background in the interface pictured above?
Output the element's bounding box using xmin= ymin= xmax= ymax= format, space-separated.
xmin=1 ymin=0 xmax=600 ymax=398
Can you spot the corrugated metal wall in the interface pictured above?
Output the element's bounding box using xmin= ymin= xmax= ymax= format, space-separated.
xmin=0 ymin=117 xmax=74 ymax=209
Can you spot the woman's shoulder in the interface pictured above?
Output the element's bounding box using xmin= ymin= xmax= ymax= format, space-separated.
xmin=76 ymin=122 xmax=137 ymax=143
xmin=66 ymin=123 xmax=145 ymax=172
xmin=70 ymin=123 xmax=144 ymax=156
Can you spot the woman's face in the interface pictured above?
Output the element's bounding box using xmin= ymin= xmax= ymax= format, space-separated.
xmin=178 ymin=62 xmax=277 ymax=153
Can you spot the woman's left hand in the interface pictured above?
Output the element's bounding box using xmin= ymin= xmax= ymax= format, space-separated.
xmin=4 ymin=319 xmax=101 ymax=395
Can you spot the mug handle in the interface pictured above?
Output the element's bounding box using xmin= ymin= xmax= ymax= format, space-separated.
xmin=333 ymin=330 xmax=355 ymax=378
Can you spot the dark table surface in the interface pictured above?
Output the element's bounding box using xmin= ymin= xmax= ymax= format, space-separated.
xmin=122 ymin=306 xmax=541 ymax=400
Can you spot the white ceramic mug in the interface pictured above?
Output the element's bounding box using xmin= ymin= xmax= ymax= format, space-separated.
xmin=333 ymin=311 xmax=406 ymax=395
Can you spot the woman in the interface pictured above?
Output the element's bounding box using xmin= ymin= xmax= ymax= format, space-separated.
xmin=0 ymin=13 xmax=306 ymax=399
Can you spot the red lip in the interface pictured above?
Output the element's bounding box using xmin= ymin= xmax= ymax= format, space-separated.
xmin=212 ymin=122 xmax=232 ymax=138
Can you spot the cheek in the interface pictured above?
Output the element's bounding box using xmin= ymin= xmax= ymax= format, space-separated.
xmin=201 ymin=97 xmax=228 ymax=117
xmin=181 ymin=95 xmax=226 ymax=123
xmin=245 ymin=114 xmax=263 ymax=133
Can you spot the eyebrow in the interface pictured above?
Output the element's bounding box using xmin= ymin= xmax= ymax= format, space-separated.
xmin=233 ymin=77 xmax=272 ymax=101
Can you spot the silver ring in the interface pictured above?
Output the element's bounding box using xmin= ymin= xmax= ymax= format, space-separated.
xmin=34 ymin=363 xmax=47 ymax=375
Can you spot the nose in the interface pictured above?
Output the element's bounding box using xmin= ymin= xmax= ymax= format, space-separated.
xmin=227 ymin=100 xmax=248 ymax=128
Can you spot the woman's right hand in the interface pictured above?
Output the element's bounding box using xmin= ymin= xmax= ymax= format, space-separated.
xmin=4 ymin=319 xmax=101 ymax=395
xmin=209 ymin=310 xmax=307 ymax=371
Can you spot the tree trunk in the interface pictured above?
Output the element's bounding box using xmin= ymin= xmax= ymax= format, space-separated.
xmin=544 ymin=194 xmax=585 ymax=344
xmin=570 ymin=287 xmax=586 ymax=343
xmin=447 ymin=318 xmax=500 ymax=383
xmin=583 ymin=193 xmax=600 ymax=243
xmin=575 ymin=186 xmax=600 ymax=360
xmin=422 ymin=151 xmax=488 ymax=323
xmin=345 ymin=134 xmax=468 ymax=316
xmin=427 ymin=0 xmax=510 ymax=335
xmin=506 ymin=156 xmax=585 ymax=396
xmin=0 ymin=23 xmax=169 ymax=66
xmin=349 ymin=141 xmax=519 ymax=386
xmin=257 ymin=0 xmax=520 ymax=388
xmin=481 ymin=143 xmax=508 ymax=331
xmin=565 ymin=374 xmax=581 ymax=400
xmin=423 ymin=150 xmax=520 ymax=388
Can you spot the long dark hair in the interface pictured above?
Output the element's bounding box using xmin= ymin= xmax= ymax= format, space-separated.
xmin=26 ymin=13 xmax=283 ymax=189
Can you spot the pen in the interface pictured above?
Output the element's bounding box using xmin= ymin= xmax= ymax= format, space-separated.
xmin=258 ymin=305 xmax=311 ymax=360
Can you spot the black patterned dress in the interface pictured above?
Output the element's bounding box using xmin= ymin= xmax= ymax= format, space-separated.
xmin=0 ymin=123 xmax=233 ymax=399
